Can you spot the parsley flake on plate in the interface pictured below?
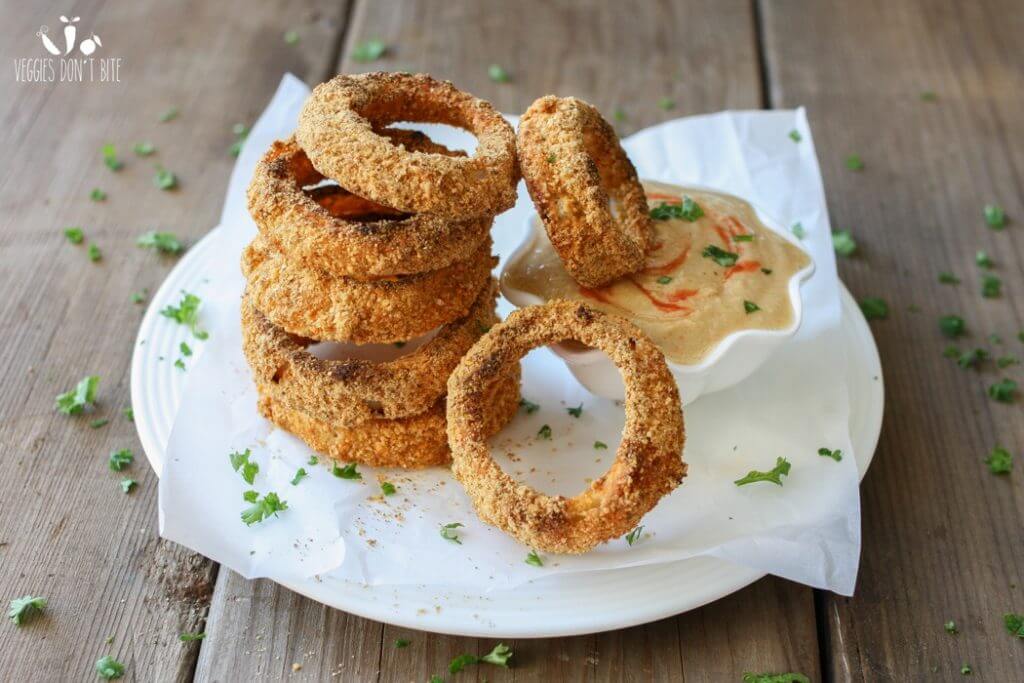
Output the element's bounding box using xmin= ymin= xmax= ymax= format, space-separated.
xmin=1005 ymin=613 xmax=1024 ymax=638
xmin=173 ymin=358 xmax=186 ymax=371
xmin=153 ymin=165 xmax=178 ymax=190
xmin=350 ymin=39 xmax=387 ymax=62
xmin=859 ymin=297 xmax=888 ymax=321
xmin=381 ymin=481 xmax=397 ymax=496
xmin=537 ymin=424 xmax=552 ymax=440
xmin=64 ymin=227 xmax=84 ymax=244
xmin=133 ymin=142 xmax=155 ymax=157
xmin=307 ymin=455 xmax=318 ymax=466
xmin=818 ymin=447 xmax=842 ymax=462
xmin=161 ymin=292 xmax=207 ymax=338
xmin=594 ymin=440 xmax=608 ymax=450
xmin=108 ymin=449 xmax=133 ymax=472
xmin=8 ymin=596 xmax=46 ymax=625
xmin=625 ymin=525 xmax=644 ymax=546
xmin=981 ymin=273 xmax=1001 ymax=298
xmin=525 ymin=550 xmax=543 ymax=567
xmin=988 ymin=378 xmax=1017 ymax=403
xmin=229 ymin=449 xmax=258 ymax=485
xmin=985 ymin=447 xmax=1013 ymax=474
xmin=518 ymin=398 xmax=539 ymax=414
xmin=742 ymin=673 xmax=810 ymax=683
xmin=56 ymin=375 xmax=99 ymax=415
xmin=788 ymin=129 xmax=802 ymax=142
xmin=120 ymin=478 xmax=136 ymax=494
xmin=791 ymin=222 xmax=806 ymax=239
xmin=845 ymin=154 xmax=864 ymax=171
xmin=137 ymin=231 xmax=183 ymax=254
xmin=332 ymin=462 xmax=361 ymax=480
xmin=567 ymin=404 xmax=583 ymax=418
xmin=744 ymin=300 xmax=761 ymax=314
xmin=241 ymin=492 xmax=288 ymax=526
xmin=702 ymin=244 xmax=739 ymax=267
xmin=290 ymin=468 xmax=307 ymax=485
xmin=242 ymin=490 xmax=258 ymax=503
xmin=95 ymin=655 xmax=125 ymax=680
xmin=179 ymin=632 xmax=206 ymax=642
xmin=488 ymin=64 xmax=511 ymax=83
xmin=939 ymin=315 xmax=966 ymax=338
xmin=440 ymin=522 xmax=463 ymax=544
xmin=102 ymin=143 xmax=123 ymax=171
xmin=983 ymin=203 xmax=1007 ymax=230
xmin=88 ymin=243 xmax=102 ymax=262
xmin=180 ymin=342 xmax=192 ymax=357
xmin=832 ymin=229 xmax=857 ymax=256
xmin=734 ymin=457 xmax=791 ymax=487
xmin=90 ymin=188 xmax=107 ymax=201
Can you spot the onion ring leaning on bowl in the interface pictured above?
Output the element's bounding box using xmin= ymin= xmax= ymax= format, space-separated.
xmin=247 ymin=135 xmax=494 ymax=279
xmin=296 ymin=72 xmax=519 ymax=218
xmin=256 ymin=363 xmax=520 ymax=469
xmin=242 ymin=236 xmax=495 ymax=344
xmin=446 ymin=300 xmax=686 ymax=553
xmin=242 ymin=280 xmax=500 ymax=427
xmin=517 ymin=96 xmax=653 ymax=288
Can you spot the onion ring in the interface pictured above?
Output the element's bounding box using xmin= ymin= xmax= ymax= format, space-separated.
xmin=256 ymin=365 xmax=520 ymax=469
xmin=248 ymin=135 xmax=493 ymax=278
xmin=242 ymin=236 xmax=495 ymax=344
xmin=242 ymin=280 xmax=499 ymax=426
xmin=296 ymin=72 xmax=519 ymax=218
xmin=446 ymin=300 xmax=686 ymax=553
xmin=517 ymin=96 xmax=653 ymax=288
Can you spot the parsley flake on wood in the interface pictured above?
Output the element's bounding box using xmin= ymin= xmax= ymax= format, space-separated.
xmin=950 ymin=347 xmax=988 ymax=370
xmin=975 ymin=250 xmax=993 ymax=269
xmin=95 ymin=656 xmax=125 ymax=680
xmin=90 ymin=188 xmax=107 ymax=201
xmin=109 ymin=449 xmax=133 ymax=472
xmin=159 ymin=107 xmax=179 ymax=122
xmin=8 ymin=596 xmax=46 ymax=625
xmin=939 ymin=272 xmax=960 ymax=284
xmin=613 ymin=108 xmax=627 ymax=122
xmin=981 ymin=273 xmax=1001 ymax=298
xmin=567 ymin=404 xmax=583 ymax=418
xmin=997 ymin=355 xmax=1018 ymax=368
xmin=229 ymin=123 xmax=250 ymax=157
xmin=133 ymin=142 xmax=155 ymax=157
xmin=56 ymin=375 xmax=100 ymax=414
xmin=488 ymin=64 xmax=511 ymax=82
xmin=657 ymin=96 xmax=675 ymax=110
xmin=394 ymin=638 xmax=411 ymax=648
xmin=845 ymin=154 xmax=864 ymax=171
xmin=985 ymin=447 xmax=1013 ymax=474
xmin=1004 ymin=613 xmax=1024 ymax=638
xmin=241 ymin=492 xmax=288 ymax=526
xmin=122 ymin=407 xmax=133 ymax=422
xmin=537 ymin=424 xmax=552 ymax=439
xmin=525 ymin=550 xmax=543 ymax=567
xmin=734 ymin=457 xmax=791 ymax=486
xmin=102 ymin=143 xmax=123 ymax=171
xmin=137 ymin=231 xmax=184 ymax=254
xmin=518 ymin=398 xmax=539 ymax=414
xmin=179 ymin=632 xmax=206 ymax=642
xmin=832 ymin=229 xmax=857 ymax=256
xmin=120 ymin=478 xmax=136 ymax=494
xmin=961 ymin=664 xmax=972 ymax=675
xmin=939 ymin=315 xmax=966 ymax=338
xmin=88 ymin=243 xmax=102 ymax=262
xmin=920 ymin=90 xmax=938 ymax=102
xmin=350 ymin=39 xmax=387 ymax=62
xmin=818 ymin=448 xmax=842 ymax=462
xmin=283 ymin=29 xmax=299 ymax=45
xmin=131 ymin=290 xmax=147 ymax=304
xmin=983 ymin=203 xmax=1007 ymax=230
xmin=625 ymin=525 xmax=644 ymax=546
xmin=988 ymin=378 xmax=1018 ymax=403
xmin=449 ymin=644 xmax=513 ymax=673
xmin=702 ymin=244 xmax=739 ymax=267
xmin=290 ymin=468 xmax=307 ymax=485
xmin=332 ymin=462 xmax=361 ymax=480
xmin=742 ymin=673 xmax=810 ymax=683
xmin=744 ymin=300 xmax=761 ymax=314
xmin=440 ymin=522 xmax=463 ymax=544
xmin=153 ymin=165 xmax=178 ymax=190
xmin=89 ymin=418 xmax=108 ymax=429
xmin=64 ymin=227 xmax=84 ymax=244
xmin=859 ymin=297 xmax=888 ymax=321
xmin=945 ymin=620 xmax=958 ymax=634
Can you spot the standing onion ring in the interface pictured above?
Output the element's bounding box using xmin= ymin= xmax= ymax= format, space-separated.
xmin=296 ymin=72 xmax=519 ymax=218
xmin=446 ymin=300 xmax=686 ymax=553
xmin=517 ymin=96 xmax=653 ymax=288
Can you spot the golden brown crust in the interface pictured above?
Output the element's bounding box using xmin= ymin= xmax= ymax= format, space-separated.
xmin=517 ymin=96 xmax=653 ymax=288
xmin=247 ymin=135 xmax=493 ymax=278
xmin=256 ymin=365 xmax=520 ymax=469
xmin=296 ymin=72 xmax=519 ymax=218
xmin=242 ymin=236 xmax=496 ymax=344
xmin=242 ymin=281 xmax=500 ymax=427
xmin=446 ymin=300 xmax=686 ymax=553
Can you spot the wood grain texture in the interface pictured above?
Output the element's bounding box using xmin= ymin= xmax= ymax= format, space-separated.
xmin=196 ymin=2 xmax=820 ymax=681
xmin=0 ymin=0 xmax=348 ymax=680
xmin=761 ymin=0 xmax=1024 ymax=679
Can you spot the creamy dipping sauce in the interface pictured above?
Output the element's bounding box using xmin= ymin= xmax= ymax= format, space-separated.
xmin=502 ymin=181 xmax=812 ymax=365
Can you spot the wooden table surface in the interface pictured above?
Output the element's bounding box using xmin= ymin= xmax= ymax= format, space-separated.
xmin=2 ymin=0 xmax=1023 ymax=680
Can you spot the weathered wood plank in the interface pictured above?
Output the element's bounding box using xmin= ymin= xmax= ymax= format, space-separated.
xmin=762 ymin=0 xmax=1024 ymax=679
xmin=197 ymin=2 xmax=820 ymax=681
xmin=0 ymin=0 xmax=349 ymax=680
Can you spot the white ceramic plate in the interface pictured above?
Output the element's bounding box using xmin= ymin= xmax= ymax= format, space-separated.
xmin=131 ymin=228 xmax=882 ymax=638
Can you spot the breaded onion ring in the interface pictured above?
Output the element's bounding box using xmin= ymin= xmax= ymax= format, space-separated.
xmin=256 ymin=365 xmax=520 ymax=469
xmin=242 ymin=236 xmax=495 ymax=344
xmin=446 ymin=300 xmax=686 ymax=553
xmin=296 ymin=72 xmax=519 ymax=218
xmin=247 ymin=135 xmax=493 ymax=278
xmin=242 ymin=281 xmax=499 ymax=426
xmin=517 ymin=96 xmax=654 ymax=288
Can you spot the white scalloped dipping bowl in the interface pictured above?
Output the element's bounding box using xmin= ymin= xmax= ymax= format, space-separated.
xmin=500 ymin=184 xmax=815 ymax=405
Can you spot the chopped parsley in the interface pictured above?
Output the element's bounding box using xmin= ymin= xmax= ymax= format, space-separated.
xmin=307 ymin=455 xmax=318 ymax=466
xmin=56 ymin=375 xmax=100 ymax=414
xmin=180 ymin=342 xmax=192 ymax=357
xmin=350 ymin=39 xmax=387 ymax=62
xmin=449 ymin=644 xmax=513 ymax=673
xmin=975 ymin=250 xmax=993 ymax=269
xmin=173 ymin=358 xmax=186 ymax=371
xmin=791 ymin=222 xmax=806 ymax=239
xmin=88 ymin=243 xmax=102 ymax=262
xmin=290 ymin=468 xmax=307 ymax=485
xmin=283 ymin=30 xmax=299 ymax=45
xmin=394 ymin=638 xmax=411 ymax=648
xmin=961 ymin=664 xmax=972 ymax=676
xmin=567 ymin=404 xmax=583 ymax=418
xmin=131 ymin=290 xmax=147 ymax=304
xmin=981 ymin=273 xmax=1001 ymax=298
xmin=832 ymin=229 xmax=857 ymax=256
xmin=657 ymin=275 xmax=673 ymax=284
xmin=229 ymin=123 xmax=249 ymax=157
xmin=122 ymin=407 xmax=134 ymax=422
xmin=241 ymin=492 xmax=288 ymax=526
xmin=133 ymin=142 xmax=155 ymax=156
xmin=90 ymin=188 xmax=107 ymax=201
xmin=546 ymin=152 xmax=556 ymax=164
xmin=1004 ymin=613 xmax=1024 ymax=638
xmin=381 ymin=481 xmax=397 ymax=496
xmin=742 ymin=674 xmax=809 ymax=683
xmin=788 ymin=129 xmax=802 ymax=142
xmin=657 ymin=96 xmax=675 ymax=111
xmin=102 ymin=143 xmax=123 ymax=171
xmin=744 ymin=300 xmax=761 ymax=314
xmin=440 ymin=522 xmax=463 ymax=544
xmin=818 ymin=447 xmax=842 ymax=462
xmin=983 ymin=203 xmax=1007 ymax=230
xmin=939 ymin=315 xmax=966 ymax=338
xmin=519 ymin=398 xmax=539 ymax=414
xmin=525 ymin=550 xmax=543 ymax=567
xmin=95 ymin=655 xmax=125 ymax=680
xmin=613 ymin=108 xmax=627 ymax=122
xmin=985 ymin=447 xmax=1013 ymax=474
xmin=625 ymin=525 xmax=644 ymax=546
xmin=153 ymin=165 xmax=178 ymax=190
xmin=120 ymin=478 xmax=137 ymax=494
xmin=997 ymin=355 xmax=1018 ymax=368
xmin=735 ymin=234 xmax=755 ymax=242
xmin=89 ymin=418 xmax=109 ymax=429
xmin=137 ymin=231 xmax=183 ymax=254
xmin=945 ymin=620 xmax=958 ymax=634
xmin=650 ymin=197 xmax=703 ymax=221
xmin=845 ymin=154 xmax=864 ymax=171
xmin=537 ymin=424 xmax=552 ymax=440
xmin=938 ymin=272 xmax=960 ymax=284
xmin=594 ymin=440 xmax=608 ymax=450
xmin=159 ymin=107 xmax=179 ymax=122
xmin=702 ymin=244 xmax=739 ymax=267
xmin=161 ymin=292 xmax=207 ymax=338
xmin=8 ymin=596 xmax=46 ymax=625
xmin=734 ymin=457 xmax=791 ymax=487
xmin=949 ymin=347 xmax=988 ymax=370
xmin=108 ymin=449 xmax=134 ymax=472
xmin=761 ymin=268 xmax=773 ymax=275
xmin=488 ymin=64 xmax=510 ymax=82
xmin=332 ymin=462 xmax=361 ymax=480
xmin=859 ymin=297 xmax=888 ymax=321
xmin=64 ymin=227 xmax=85 ymax=244
xmin=243 ymin=490 xmax=258 ymax=503
xmin=179 ymin=632 xmax=206 ymax=642
xmin=920 ymin=90 xmax=938 ymax=102
xmin=229 ymin=449 xmax=258 ymax=485
xmin=988 ymin=378 xmax=1018 ymax=403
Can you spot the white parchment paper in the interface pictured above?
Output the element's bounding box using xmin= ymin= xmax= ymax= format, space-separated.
xmin=158 ymin=74 xmax=860 ymax=595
